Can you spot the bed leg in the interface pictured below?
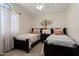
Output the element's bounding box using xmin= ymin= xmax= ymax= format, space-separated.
xmin=44 ymin=41 xmax=47 ymax=56
xmin=26 ymin=39 xmax=30 ymax=53
xmin=14 ymin=37 xmax=16 ymax=48
xmin=76 ymin=45 xmax=79 ymax=56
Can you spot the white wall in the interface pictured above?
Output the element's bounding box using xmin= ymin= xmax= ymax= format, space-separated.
xmin=32 ymin=13 xmax=67 ymax=28
xmin=12 ymin=4 xmax=32 ymax=34
xmin=67 ymin=4 xmax=79 ymax=45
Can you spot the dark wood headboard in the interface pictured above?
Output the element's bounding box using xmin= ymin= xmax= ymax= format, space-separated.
xmin=40 ymin=28 xmax=43 ymax=34
xmin=51 ymin=28 xmax=67 ymax=35
xmin=63 ymin=28 xmax=67 ymax=35
xmin=31 ymin=28 xmax=34 ymax=33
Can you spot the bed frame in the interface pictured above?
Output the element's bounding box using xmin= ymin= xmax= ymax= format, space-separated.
xmin=14 ymin=37 xmax=40 ymax=53
xmin=43 ymin=28 xmax=78 ymax=56
xmin=14 ymin=28 xmax=41 ymax=53
xmin=44 ymin=41 xmax=77 ymax=56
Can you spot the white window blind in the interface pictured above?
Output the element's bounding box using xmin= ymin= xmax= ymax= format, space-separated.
xmin=11 ymin=12 xmax=20 ymax=34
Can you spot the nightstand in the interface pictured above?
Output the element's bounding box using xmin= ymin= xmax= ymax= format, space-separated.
xmin=40 ymin=33 xmax=50 ymax=42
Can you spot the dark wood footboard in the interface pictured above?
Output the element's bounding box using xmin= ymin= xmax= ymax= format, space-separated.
xmin=44 ymin=42 xmax=77 ymax=56
xmin=14 ymin=37 xmax=40 ymax=53
xmin=14 ymin=37 xmax=30 ymax=53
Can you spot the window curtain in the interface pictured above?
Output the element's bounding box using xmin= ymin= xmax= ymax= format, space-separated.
xmin=0 ymin=4 xmax=20 ymax=52
xmin=12 ymin=12 xmax=20 ymax=34
xmin=0 ymin=6 xmax=4 ymax=53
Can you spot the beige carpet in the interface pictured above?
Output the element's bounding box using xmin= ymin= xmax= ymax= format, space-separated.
xmin=3 ymin=42 xmax=44 ymax=56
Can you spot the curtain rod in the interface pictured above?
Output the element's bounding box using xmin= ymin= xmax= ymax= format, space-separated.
xmin=0 ymin=3 xmax=12 ymax=10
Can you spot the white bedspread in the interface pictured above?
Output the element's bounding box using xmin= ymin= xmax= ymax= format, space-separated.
xmin=15 ymin=33 xmax=40 ymax=49
xmin=46 ymin=34 xmax=76 ymax=47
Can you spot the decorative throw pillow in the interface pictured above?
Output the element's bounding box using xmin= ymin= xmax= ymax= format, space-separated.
xmin=53 ymin=28 xmax=63 ymax=35
xmin=32 ymin=28 xmax=40 ymax=34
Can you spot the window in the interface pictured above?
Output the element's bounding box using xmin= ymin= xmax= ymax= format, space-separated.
xmin=0 ymin=3 xmax=20 ymax=34
xmin=11 ymin=12 xmax=20 ymax=34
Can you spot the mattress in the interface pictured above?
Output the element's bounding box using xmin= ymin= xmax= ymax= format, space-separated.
xmin=15 ymin=33 xmax=40 ymax=44
xmin=46 ymin=34 xmax=76 ymax=48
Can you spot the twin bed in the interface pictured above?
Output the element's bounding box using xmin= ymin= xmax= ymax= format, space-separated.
xmin=14 ymin=28 xmax=40 ymax=53
xmin=43 ymin=28 xmax=78 ymax=56
xmin=44 ymin=34 xmax=77 ymax=56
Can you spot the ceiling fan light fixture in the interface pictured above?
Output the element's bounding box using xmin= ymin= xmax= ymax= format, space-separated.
xmin=36 ymin=5 xmax=43 ymax=10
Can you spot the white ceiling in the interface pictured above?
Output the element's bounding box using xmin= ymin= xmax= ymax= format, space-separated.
xmin=16 ymin=3 xmax=70 ymax=17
